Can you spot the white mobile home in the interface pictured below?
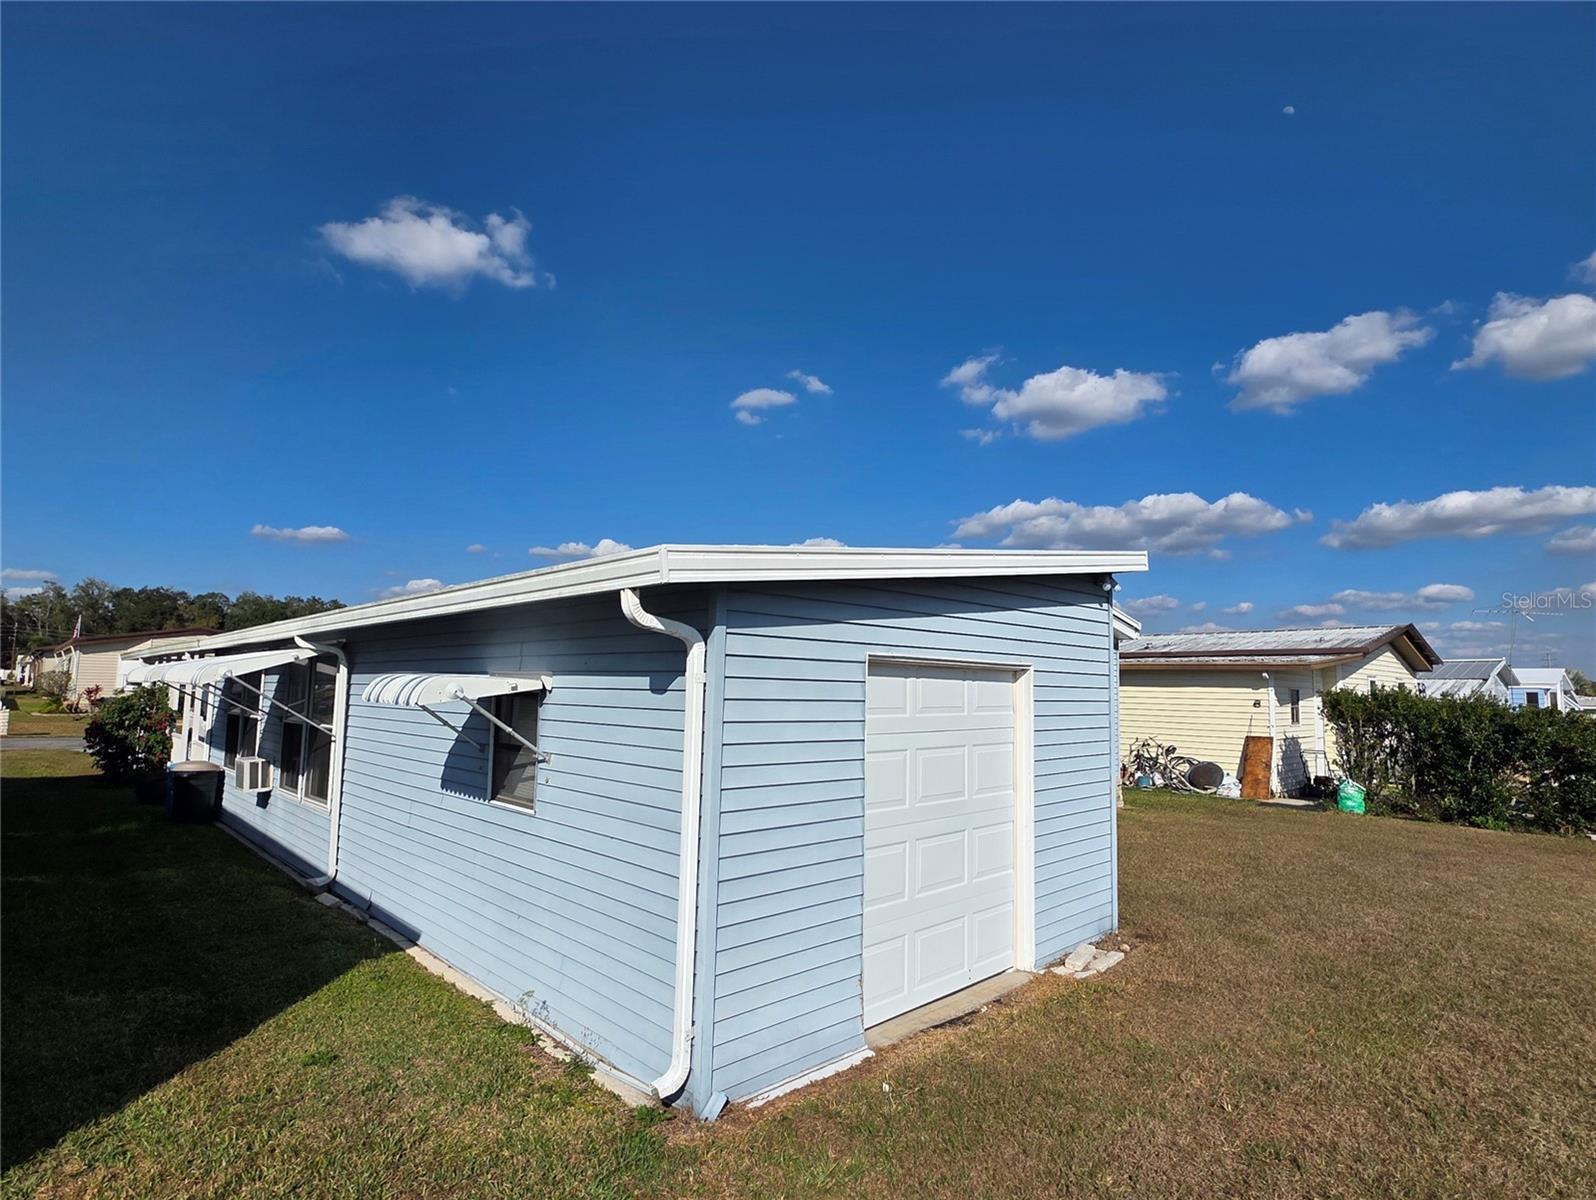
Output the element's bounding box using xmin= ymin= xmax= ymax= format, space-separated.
xmin=1118 ymin=624 xmax=1440 ymax=795
xmin=126 ymin=545 xmax=1144 ymax=1117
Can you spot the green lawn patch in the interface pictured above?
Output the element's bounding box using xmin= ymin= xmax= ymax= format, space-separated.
xmin=0 ymin=751 xmax=673 ymax=1198
xmin=5 ymin=756 xmax=1594 ymax=1198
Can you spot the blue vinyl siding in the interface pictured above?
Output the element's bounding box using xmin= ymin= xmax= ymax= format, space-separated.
xmin=707 ymin=576 xmax=1115 ymax=1102
xmin=330 ymin=592 xmax=702 ymax=1085
xmin=205 ymin=667 xmax=333 ymax=877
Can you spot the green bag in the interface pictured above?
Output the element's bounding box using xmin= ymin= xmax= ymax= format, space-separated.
xmin=1336 ymin=779 xmax=1366 ymax=815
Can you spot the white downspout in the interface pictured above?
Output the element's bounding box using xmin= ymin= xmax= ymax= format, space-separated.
xmin=619 ymin=587 xmax=705 ymax=1103
xmin=1261 ymin=671 xmax=1278 ymax=797
xmin=295 ymin=636 xmax=349 ymax=889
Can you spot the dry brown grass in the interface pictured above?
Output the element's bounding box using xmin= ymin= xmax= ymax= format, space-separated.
xmin=680 ymin=793 xmax=1596 ymax=1199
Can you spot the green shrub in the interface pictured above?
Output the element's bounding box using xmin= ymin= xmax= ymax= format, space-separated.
xmin=83 ymin=686 xmax=174 ymax=783
xmin=1322 ymin=688 xmax=1596 ymax=834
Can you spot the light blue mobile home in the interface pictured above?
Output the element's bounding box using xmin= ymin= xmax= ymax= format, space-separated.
xmin=128 ymin=546 xmax=1146 ymax=1117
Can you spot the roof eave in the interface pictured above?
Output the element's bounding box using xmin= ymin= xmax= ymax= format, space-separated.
xmin=143 ymin=545 xmax=1149 ymax=657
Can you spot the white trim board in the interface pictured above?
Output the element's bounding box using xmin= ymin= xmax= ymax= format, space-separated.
xmin=143 ymin=545 xmax=1150 ymax=656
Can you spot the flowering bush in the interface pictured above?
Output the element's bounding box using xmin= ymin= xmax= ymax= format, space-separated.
xmin=84 ymin=686 xmax=174 ymax=784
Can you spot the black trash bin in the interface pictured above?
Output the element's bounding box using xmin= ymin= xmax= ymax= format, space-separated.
xmin=166 ymin=761 xmax=225 ymax=823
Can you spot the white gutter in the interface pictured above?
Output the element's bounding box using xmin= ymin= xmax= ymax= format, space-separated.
xmin=295 ymin=636 xmax=350 ymax=889
xmin=618 ymin=587 xmax=705 ymax=1103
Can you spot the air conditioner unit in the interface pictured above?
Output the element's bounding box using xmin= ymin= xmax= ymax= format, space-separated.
xmin=235 ymin=756 xmax=273 ymax=793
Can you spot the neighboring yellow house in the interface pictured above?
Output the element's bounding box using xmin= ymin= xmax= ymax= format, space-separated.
xmin=1118 ymin=624 xmax=1440 ymax=796
xmin=31 ymin=628 xmax=216 ymax=709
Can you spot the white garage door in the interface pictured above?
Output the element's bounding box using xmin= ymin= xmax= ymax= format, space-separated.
xmin=862 ymin=661 xmax=1017 ymax=1027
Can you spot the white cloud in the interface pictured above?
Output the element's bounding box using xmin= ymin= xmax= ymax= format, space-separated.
xmin=786 ymin=370 xmax=832 ymax=395
xmin=1179 ymin=621 xmax=1234 ymax=634
xmin=731 ymin=387 xmax=797 ymax=426
xmin=320 ymin=197 xmax=543 ymax=291
xmin=1323 ymin=485 xmax=1596 ymax=549
xmin=1222 ymin=601 xmax=1254 ymax=615
xmin=465 ymin=543 xmax=487 ymax=554
xmin=379 ymin=578 xmax=445 ymax=599
xmin=942 ymin=355 xmax=1167 ymax=441
xmin=1123 ymin=594 xmax=1181 ymax=615
xmin=1 ymin=568 xmax=56 ymax=582
xmin=1283 ymin=603 xmax=1346 ymax=620
xmin=1227 ymin=310 xmax=1433 ymax=412
xmin=1327 ymin=583 xmax=1475 ymax=612
xmin=1282 ymin=105 xmax=1296 ymax=115
xmin=4 ymin=586 xmax=44 ymax=600
xmin=953 ymin=491 xmax=1309 ymax=556
xmin=792 ymin=537 xmax=847 ymax=548
xmin=1449 ymin=620 xmax=1505 ymax=633
xmin=251 ymin=524 xmax=350 ymax=544
xmin=960 ymin=428 xmax=1000 ymax=446
xmin=1452 ymin=292 xmax=1596 ymax=380
xmin=1190 ymin=602 xmax=1207 ymax=613
xmin=528 ymin=538 xmax=634 ymax=559
xmin=1572 ymin=252 xmax=1596 ymax=286
xmin=1547 ymin=525 xmax=1596 ymax=555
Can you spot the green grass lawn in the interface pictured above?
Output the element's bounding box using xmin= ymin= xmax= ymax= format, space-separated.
xmin=4 ymin=756 xmax=1594 ymax=1199
xmin=2 ymin=690 xmax=89 ymax=736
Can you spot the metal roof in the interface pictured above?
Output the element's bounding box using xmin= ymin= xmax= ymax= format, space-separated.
xmin=134 ymin=544 xmax=1149 ymax=656
xmin=1512 ymin=668 xmax=1574 ymax=688
xmin=1428 ymin=657 xmax=1507 ymax=681
xmin=1120 ymin=623 xmax=1441 ymax=669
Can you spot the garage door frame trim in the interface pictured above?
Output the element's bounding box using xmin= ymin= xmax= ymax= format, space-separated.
xmin=864 ymin=654 xmax=1038 ymax=977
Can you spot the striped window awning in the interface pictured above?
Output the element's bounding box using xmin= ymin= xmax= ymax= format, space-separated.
xmin=127 ymin=646 xmax=317 ymax=688
xmin=360 ymin=673 xmax=553 ymax=708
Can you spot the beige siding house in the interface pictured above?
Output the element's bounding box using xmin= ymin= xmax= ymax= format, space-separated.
xmin=1118 ymin=625 xmax=1440 ymax=796
xmin=32 ymin=628 xmax=216 ymax=708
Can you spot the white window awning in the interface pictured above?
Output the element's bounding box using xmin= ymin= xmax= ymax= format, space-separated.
xmin=132 ymin=646 xmax=317 ymax=689
xmin=360 ymin=672 xmax=552 ymax=759
xmin=360 ymin=672 xmax=553 ymax=708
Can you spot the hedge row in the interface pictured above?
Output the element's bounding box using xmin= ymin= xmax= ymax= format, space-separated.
xmin=1322 ymin=687 xmax=1596 ymax=834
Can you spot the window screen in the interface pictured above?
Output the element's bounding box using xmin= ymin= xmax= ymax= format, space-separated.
xmin=490 ymin=693 xmax=540 ymax=810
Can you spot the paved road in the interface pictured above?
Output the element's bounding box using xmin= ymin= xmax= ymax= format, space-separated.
xmin=1 ymin=736 xmax=87 ymax=752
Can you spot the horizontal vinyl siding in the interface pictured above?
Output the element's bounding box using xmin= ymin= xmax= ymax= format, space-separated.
xmin=710 ymin=576 xmax=1116 ymax=1102
xmin=1119 ymin=672 xmax=1269 ymax=779
xmin=1336 ymin=646 xmax=1418 ymax=693
xmin=329 ymin=593 xmax=701 ymax=1084
xmin=203 ymin=666 xmax=333 ymax=876
xmin=1269 ymin=669 xmax=1317 ymax=794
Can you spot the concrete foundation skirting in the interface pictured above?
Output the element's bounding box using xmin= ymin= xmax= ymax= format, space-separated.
xmin=865 ymin=969 xmax=1034 ymax=1049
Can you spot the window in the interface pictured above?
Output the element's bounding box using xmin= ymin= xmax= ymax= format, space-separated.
xmin=489 ymin=692 xmax=541 ymax=810
xmin=1526 ymin=691 xmax=1542 ymax=709
xmin=276 ymin=660 xmax=337 ymax=805
xmin=223 ymin=672 xmax=262 ymax=768
xmin=1289 ymin=688 xmax=1301 ymax=724
xmin=1369 ymin=680 xmax=1380 ymax=694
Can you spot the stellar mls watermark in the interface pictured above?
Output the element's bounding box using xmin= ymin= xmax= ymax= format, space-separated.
xmin=1475 ymin=588 xmax=1595 ymax=619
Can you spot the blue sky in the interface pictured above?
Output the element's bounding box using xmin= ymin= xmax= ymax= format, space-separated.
xmin=3 ymin=4 xmax=1594 ymax=669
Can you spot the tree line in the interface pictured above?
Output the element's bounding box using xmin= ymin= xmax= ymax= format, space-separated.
xmin=1 ymin=577 xmax=343 ymax=667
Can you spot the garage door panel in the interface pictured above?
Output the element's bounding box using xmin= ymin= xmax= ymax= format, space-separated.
xmin=863 ymin=843 xmax=907 ymax=909
xmin=914 ymin=746 xmax=968 ymax=806
xmin=864 ymin=749 xmax=908 ymax=811
xmin=863 ymin=662 xmax=1019 ymax=1028
xmin=915 ymin=829 xmax=968 ymax=895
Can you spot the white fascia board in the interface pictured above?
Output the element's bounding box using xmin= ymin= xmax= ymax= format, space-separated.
xmin=158 ymin=545 xmax=1149 ymax=654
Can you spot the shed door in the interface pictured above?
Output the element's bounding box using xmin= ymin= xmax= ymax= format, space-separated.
xmin=863 ymin=662 xmax=1016 ymax=1027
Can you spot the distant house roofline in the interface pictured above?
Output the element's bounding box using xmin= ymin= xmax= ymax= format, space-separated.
xmin=41 ymin=626 xmax=218 ymax=654
xmin=1120 ymin=623 xmax=1441 ymax=671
